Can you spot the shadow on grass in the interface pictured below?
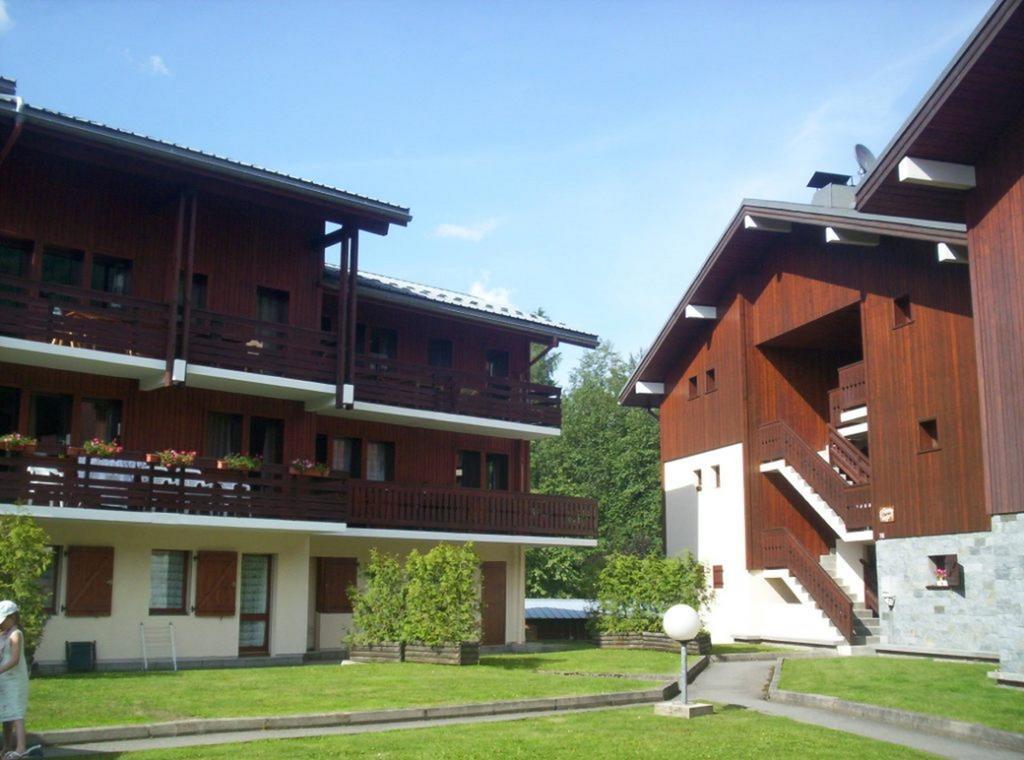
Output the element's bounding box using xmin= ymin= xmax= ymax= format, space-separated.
xmin=478 ymin=656 xmax=550 ymax=672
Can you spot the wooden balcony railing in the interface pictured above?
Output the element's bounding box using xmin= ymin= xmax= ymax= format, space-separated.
xmin=758 ymin=420 xmax=872 ymax=531
xmin=828 ymin=361 xmax=867 ymax=427
xmin=347 ymin=480 xmax=596 ymax=538
xmin=0 ymin=274 xmax=169 ymax=359
xmin=762 ymin=527 xmax=854 ymax=642
xmin=353 ymin=355 xmax=562 ymax=428
xmin=827 ymin=427 xmax=871 ymax=485
xmin=0 ymin=451 xmax=596 ymax=539
xmin=187 ymin=310 xmax=339 ymax=385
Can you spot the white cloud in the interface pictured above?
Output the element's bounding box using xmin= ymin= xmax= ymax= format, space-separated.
xmin=142 ymin=55 xmax=171 ymax=77
xmin=0 ymin=1 xmax=13 ymax=33
xmin=432 ymin=218 xmax=499 ymax=242
xmin=469 ymin=272 xmax=512 ymax=308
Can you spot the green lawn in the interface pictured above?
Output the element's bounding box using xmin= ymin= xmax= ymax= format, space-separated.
xmin=109 ymin=705 xmax=935 ymax=759
xmin=779 ymin=656 xmax=1024 ymax=734
xmin=482 ymin=645 xmax=697 ymax=674
xmin=29 ymin=661 xmax=653 ymax=732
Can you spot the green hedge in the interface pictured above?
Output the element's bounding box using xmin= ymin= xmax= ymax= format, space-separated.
xmin=403 ymin=544 xmax=481 ymax=647
xmin=596 ymin=553 xmax=709 ymax=634
xmin=347 ymin=549 xmax=406 ymax=646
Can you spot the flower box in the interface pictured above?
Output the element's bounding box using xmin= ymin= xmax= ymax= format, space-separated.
xmin=217 ymin=460 xmax=256 ymax=472
xmin=147 ymin=451 xmax=197 ymax=468
xmin=0 ymin=442 xmax=36 ymax=455
xmin=289 ymin=467 xmax=328 ymax=477
xmin=404 ymin=642 xmax=479 ymax=666
xmin=348 ymin=642 xmax=404 ymax=663
xmin=145 ymin=453 xmax=161 ymax=464
xmin=596 ymin=630 xmax=711 ymax=654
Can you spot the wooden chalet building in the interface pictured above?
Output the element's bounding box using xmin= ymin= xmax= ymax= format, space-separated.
xmin=0 ymin=78 xmax=598 ymax=671
xmin=622 ymin=0 xmax=1023 ymax=684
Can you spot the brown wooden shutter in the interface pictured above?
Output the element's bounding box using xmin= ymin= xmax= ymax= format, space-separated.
xmin=316 ymin=557 xmax=357 ymax=614
xmin=712 ymin=565 xmax=724 ymax=589
xmin=65 ymin=546 xmax=114 ymax=617
xmin=194 ymin=551 xmax=238 ymax=617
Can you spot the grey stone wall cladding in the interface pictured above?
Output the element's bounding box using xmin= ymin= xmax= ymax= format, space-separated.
xmin=876 ymin=515 xmax=1023 ymax=672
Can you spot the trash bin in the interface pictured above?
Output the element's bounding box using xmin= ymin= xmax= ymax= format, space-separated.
xmin=65 ymin=641 xmax=96 ymax=673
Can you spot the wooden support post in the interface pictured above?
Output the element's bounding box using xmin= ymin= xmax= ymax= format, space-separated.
xmin=163 ymin=191 xmax=187 ymax=386
xmin=345 ymin=230 xmax=359 ymax=387
xmin=335 ymin=230 xmax=350 ymax=408
xmin=179 ymin=192 xmax=198 ymax=366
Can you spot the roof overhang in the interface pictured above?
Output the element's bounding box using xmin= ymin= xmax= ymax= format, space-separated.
xmin=0 ymin=99 xmax=412 ymax=235
xmin=619 ymin=200 xmax=967 ymax=407
xmin=855 ymin=0 xmax=1024 ymax=221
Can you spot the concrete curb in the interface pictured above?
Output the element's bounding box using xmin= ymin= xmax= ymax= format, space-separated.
xmin=711 ymin=650 xmax=836 ymax=663
xmin=767 ymin=657 xmax=1024 ymax=753
xmin=36 ymin=684 xmax=676 ymax=747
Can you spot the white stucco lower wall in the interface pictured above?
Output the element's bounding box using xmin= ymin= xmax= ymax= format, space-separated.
xmin=34 ymin=517 xmax=527 ymax=669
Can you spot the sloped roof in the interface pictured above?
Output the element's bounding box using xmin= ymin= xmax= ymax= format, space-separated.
xmin=524 ymin=598 xmax=595 ymax=620
xmin=0 ymin=92 xmax=411 ymax=229
xmin=619 ymin=199 xmax=967 ymax=406
xmin=323 ymin=265 xmax=599 ymax=348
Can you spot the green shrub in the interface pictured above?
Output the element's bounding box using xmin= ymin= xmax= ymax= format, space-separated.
xmin=347 ymin=549 xmax=405 ymax=646
xmin=0 ymin=511 xmax=52 ymax=658
xmin=403 ymin=543 xmax=480 ymax=646
xmin=596 ymin=553 xmax=708 ymax=634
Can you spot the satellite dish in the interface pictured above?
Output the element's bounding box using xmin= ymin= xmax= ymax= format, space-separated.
xmin=855 ymin=144 xmax=878 ymax=175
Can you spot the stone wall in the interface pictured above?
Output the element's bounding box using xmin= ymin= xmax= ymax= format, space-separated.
xmin=876 ymin=514 xmax=1023 ymax=675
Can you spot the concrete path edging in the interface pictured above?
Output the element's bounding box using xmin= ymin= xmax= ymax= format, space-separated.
xmin=768 ymin=657 xmax=1024 ymax=753
xmin=36 ymin=684 xmax=676 ymax=747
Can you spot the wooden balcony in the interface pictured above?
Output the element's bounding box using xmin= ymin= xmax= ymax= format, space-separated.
xmin=828 ymin=361 xmax=867 ymax=427
xmin=0 ymin=451 xmax=596 ymax=539
xmin=0 ymin=274 xmax=170 ymax=360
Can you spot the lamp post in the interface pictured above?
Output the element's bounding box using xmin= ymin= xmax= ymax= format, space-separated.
xmin=655 ymin=604 xmax=712 ymax=718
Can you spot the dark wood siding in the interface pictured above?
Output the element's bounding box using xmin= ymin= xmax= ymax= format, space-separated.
xmin=316 ymin=557 xmax=357 ymax=614
xmin=481 ymin=561 xmax=507 ymax=646
xmin=64 ymin=546 xmax=114 ymax=617
xmin=965 ymin=111 xmax=1024 ymax=516
xmin=194 ymin=551 xmax=238 ymax=617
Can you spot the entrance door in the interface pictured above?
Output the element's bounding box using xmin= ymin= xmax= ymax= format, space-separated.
xmin=862 ymin=545 xmax=879 ymax=617
xmin=481 ymin=561 xmax=506 ymax=646
xmin=239 ymin=554 xmax=271 ymax=655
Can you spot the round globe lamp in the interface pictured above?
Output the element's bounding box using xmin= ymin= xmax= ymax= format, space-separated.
xmin=662 ymin=604 xmax=700 ymax=704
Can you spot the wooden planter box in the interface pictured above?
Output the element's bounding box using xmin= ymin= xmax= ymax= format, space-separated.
xmin=145 ymin=453 xmax=161 ymax=464
xmin=67 ymin=447 xmax=121 ymax=459
xmin=597 ymin=631 xmax=711 ymax=654
xmin=288 ymin=467 xmax=328 ymax=477
xmin=404 ymin=642 xmax=479 ymax=666
xmin=217 ymin=460 xmax=257 ymax=473
xmin=0 ymin=443 xmax=36 ymax=455
xmin=348 ymin=642 xmax=404 ymax=663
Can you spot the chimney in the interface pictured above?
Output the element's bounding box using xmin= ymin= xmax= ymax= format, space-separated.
xmin=807 ymin=171 xmax=854 ymax=209
xmin=0 ymin=78 xmax=15 ymax=98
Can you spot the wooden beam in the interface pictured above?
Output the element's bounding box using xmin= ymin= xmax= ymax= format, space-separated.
xmin=313 ymin=215 xmax=389 ymax=248
xmin=163 ymin=191 xmax=187 ymax=385
xmin=743 ymin=214 xmax=792 ymax=233
xmin=825 ymin=227 xmax=879 ymax=247
xmin=335 ymin=230 xmax=350 ymax=408
xmin=936 ymin=242 xmax=969 ymax=264
xmin=179 ymin=192 xmax=198 ymax=367
xmin=897 ymin=157 xmax=976 ymax=190
xmin=343 ymin=229 xmax=359 ymax=396
xmin=684 ymin=304 xmax=717 ymax=319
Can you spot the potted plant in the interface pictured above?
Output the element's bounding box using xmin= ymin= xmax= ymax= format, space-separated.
xmin=347 ymin=550 xmax=406 ymax=663
xmin=216 ymin=453 xmax=261 ymax=472
xmin=69 ymin=438 xmax=124 ymax=459
xmin=0 ymin=433 xmax=37 ymax=454
xmin=147 ymin=449 xmax=196 ymax=468
xmin=289 ymin=458 xmax=331 ymax=477
xmin=934 ymin=567 xmax=949 ymax=587
xmin=402 ymin=544 xmax=481 ymax=666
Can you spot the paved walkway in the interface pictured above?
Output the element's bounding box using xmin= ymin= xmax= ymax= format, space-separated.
xmin=48 ymin=661 xmax=1022 ymax=758
xmin=690 ymin=660 xmax=1022 ymax=760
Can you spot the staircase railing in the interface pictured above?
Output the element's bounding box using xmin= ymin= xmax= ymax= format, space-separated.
xmin=762 ymin=527 xmax=854 ymax=642
xmin=829 ymin=360 xmax=867 ymax=426
xmin=758 ymin=420 xmax=872 ymax=531
xmin=827 ymin=427 xmax=871 ymax=485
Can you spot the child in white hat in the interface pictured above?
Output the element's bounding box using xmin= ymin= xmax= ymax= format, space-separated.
xmin=0 ymin=600 xmax=31 ymax=759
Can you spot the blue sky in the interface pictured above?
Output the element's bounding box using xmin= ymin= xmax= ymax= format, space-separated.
xmin=0 ymin=0 xmax=990 ymax=384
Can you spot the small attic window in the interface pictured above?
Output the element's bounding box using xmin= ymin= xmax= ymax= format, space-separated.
xmin=918 ymin=418 xmax=939 ymax=453
xmin=688 ymin=375 xmax=699 ymax=400
xmin=705 ymin=368 xmax=717 ymax=393
xmin=893 ymin=294 xmax=913 ymax=328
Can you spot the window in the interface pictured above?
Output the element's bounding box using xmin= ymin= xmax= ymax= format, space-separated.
xmin=457 ymin=450 xmax=482 ymax=488
xmin=91 ymin=255 xmax=132 ymax=295
xmin=0 ymin=387 xmax=19 ymax=435
xmin=332 ymin=437 xmax=362 ymax=476
xmin=149 ymin=550 xmax=189 ymax=615
xmin=688 ymin=375 xmax=699 ymax=400
xmin=315 ymin=434 xmax=328 ymax=464
xmin=206 ymin=412 xmax=243 ymax=459
xmin=893 ymin=294 xmax=912 ymax=328
xmin=486 ymin=453 xmax=509 ymax=490
xmin=39 ymin=546 xmax=60 ymax=615
xmin=428 ymin=338 xmax=453 ymax=368
xmin=250 ymin=416 xmax=284 ymax=464
xmin=179 ymin=273 xmax=208 ymax=311
xmin=316 ymin=557 xmax=358 ymax=614
xmin=712 ymin=565 xmax=724 ymax=589
xmin=256 ymin=286 xmax=289 ymax=324
xmin=711 ymin=464 xmax=721 ymax=488
xmin=367 ymin=327 xmax=397 ymax=358
xmin=30 ymin=392 xmax=73 ymax=447
xmin=0 ymin=238 xmax=29 ymax=277
xmin=705 ymin=368 xmax=717 ymax=393
xmin=485 ymin=349 xmax=510 ymax=378
xmin=694 ymin=469 xmax=702 ymax=491
xmin=366 ymin=441 xmax=395 ymax=482
xmin=918 ymin=418 xmax=939 ymax=453
xmin=80 ymin=398 xmax=123 ymax=444
xmin=41 ymin=247 xmax=83 ymax=287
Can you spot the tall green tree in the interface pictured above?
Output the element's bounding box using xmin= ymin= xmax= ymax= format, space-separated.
xmin=527 ymin=342 xmax=662 ymax=598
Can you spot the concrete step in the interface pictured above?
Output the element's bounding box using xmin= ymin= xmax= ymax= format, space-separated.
xmin=854 ymin=635 xmax=881 ymax=646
